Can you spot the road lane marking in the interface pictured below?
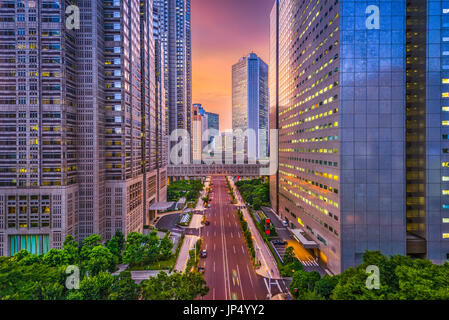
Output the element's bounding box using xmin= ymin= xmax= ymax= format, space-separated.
xmin=276 ymin=280 xmax=282 ymax=293
xmin=213 ymin=288 xmax=215 ymax=300
xmin=214 ymin=243 xmax=216 ymax=251
xmin=263 ymin=278 xmax=269 ymax=292
xmin=230 ymin=232 xmax=233 ymax=238
xmin=233 ymin=245 xmax=236 ymax=254
xmin=246 ymin=264 xmax=254 ymax=288
xmin=213 ymin=261 xmax=215 ymax=272
xmin=236 ymin=264 xmax=245 ymax=300
xmin=241 ymin=245 xmax=245 ymax=254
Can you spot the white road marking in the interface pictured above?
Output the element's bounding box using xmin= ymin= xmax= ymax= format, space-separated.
xmin=241 ymin=245 xmax=245 ymax=254
xmin=213 ymin=288 xmax=215 ymax=300
xmin=230 ymin=232 xmax=233 ymax=238
xmin=246 ymin=264 xmax=254 ymax=288
xmin=213 ymin=261 xmax=216 ymax=272
xmin=233 ymin=245 xmax=236 ymax=254
xmin=276 ymin=279 xmax=282 ymax=292
xmin=236 ymin=264 xmax=245 ymax=300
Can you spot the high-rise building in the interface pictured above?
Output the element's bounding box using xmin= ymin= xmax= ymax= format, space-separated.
xmin=270 ymin=0 xmax=410 ymax=274
xmin=205 ymin=112 xmax=219 ymax=132
xmin=154 ymin=0 xmax=192 ymax=157
xmin=205 ymin=111 xmax=219 ymax=152
xmin=232 ymin=53 xmax=269 ymax=161
xmin=0 ymin=0 xmax=167 ymax=256
xmin=405 ymin=0 xmax=449 ymax=262
xmin=192 ymin=105 xmax=203 ymax=163
xmin=269 ymin=0 xmax=279 ymax=214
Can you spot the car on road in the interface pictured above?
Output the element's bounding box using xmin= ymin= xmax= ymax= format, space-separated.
xmin=200 ymin=250 xmax=207 ymax=258
xmin=282 ymin=220 xmax=289 ymax=227
xmin=198 ymin=266 xmax=205 ymax=273
xmin=204 ymin=220 xmax=210 ymax=226
xmin=273 ymin=240 xmax=287 ymax=245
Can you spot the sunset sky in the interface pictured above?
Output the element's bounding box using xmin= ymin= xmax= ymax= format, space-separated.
xmin=191 ymin=0 xmax=275 ymax=131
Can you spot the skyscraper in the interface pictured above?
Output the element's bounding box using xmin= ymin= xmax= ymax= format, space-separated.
xmin=192 ymin=104 xmax=203 ymax=163
xmin=0 ymin=0 xmax=167 ymax=256
xmin=232 ymin=53 xmax=269 ymax=161
xmin=405 ymin=0 xmax=449 ymax=262
xmin=154 ymin=0 xmax=192 ymax=157
xmin=205 ymin=112 xmax=219 ymax=133
xmin=270 ymin=0 xmax=408 ymax=274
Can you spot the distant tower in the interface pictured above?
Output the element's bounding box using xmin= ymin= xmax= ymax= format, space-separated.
xmin=232 ymin=53 xmax=269 ymax=161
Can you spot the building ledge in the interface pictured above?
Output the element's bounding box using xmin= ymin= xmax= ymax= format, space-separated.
xmin=291 ymin=228 xmax=319 ymax=249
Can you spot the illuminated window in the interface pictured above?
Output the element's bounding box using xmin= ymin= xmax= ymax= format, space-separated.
xmin=443 ymin=107 xmax=449 ymax=112
xmin=443 ymin=218 xmax=449 ymax=223
xmin=443 ymin=79 xmax=449 ymax=84
xmin=443 ymin=190 xmax=449 ymax=195
xmin=443 ymin=233 xmax=449 ymax=239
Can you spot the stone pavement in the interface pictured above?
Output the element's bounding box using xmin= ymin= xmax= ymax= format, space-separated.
xmin=174 ymin=234 xmax=199 ymax=272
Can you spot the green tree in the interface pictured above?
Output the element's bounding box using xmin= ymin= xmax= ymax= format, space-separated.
xmin=67 ymin=271 xmax=115 ymax=300
xmin=86 ymin=245 xmax=117 ymax=276
xmin=80 ymin=234 xmax=102 ymax=261
xmin=109 ymin=271 xmax=139 ymax=300
xmin=62 ymin=235 xmax=80 ymax=265
xmin=140 ymin=271 xmax=209 ymax=300
xmin=314 ymin=275 xmax=338 ymax=299
xmin=290 ymin=270 xmax=321 ymax=299
xmin=159 ymin=233 xmax=174 ymax=260
xmin=42 ymin=248 xmax=66 ymax=267
xmin=283 ymin=246 xmax=296 ymax=264
xmin=106 ymin=230 xmax=125 ymax=261
xmin=122 ymin=232 xmax=144 ymax=265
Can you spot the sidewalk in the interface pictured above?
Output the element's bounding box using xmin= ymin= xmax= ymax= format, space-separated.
xmin=227 ymin=177 xmax=281 ymax=280
xmin=195 ymin=178 xmax=210 ymax=211
xmin=174 ymin=234 xmax=199 ymax=272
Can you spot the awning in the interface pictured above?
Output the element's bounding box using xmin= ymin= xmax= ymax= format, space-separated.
xmin=149 ymin=202 xmax=175 ymax=211
xmin=291 ymin=229 xmax=319 ymax=249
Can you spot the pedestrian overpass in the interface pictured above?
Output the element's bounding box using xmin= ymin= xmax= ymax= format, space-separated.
xmin=167 ymin=163 xmax=269 ymax=180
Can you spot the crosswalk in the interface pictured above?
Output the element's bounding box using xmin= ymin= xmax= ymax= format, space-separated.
xmin=301 ymin=259 xmax=319 ymax=267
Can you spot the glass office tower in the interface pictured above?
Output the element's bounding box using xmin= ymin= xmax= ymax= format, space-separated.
xmin=232 ymin=53 xmax=269 ymax=161
xmin=271 ymin=0 xmax=408 ymax=274
xmin=405 ymin=0 xmax=449 ymax=262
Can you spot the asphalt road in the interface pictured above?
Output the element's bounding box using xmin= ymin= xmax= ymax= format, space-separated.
xmin=199 ymin=176 xmax=269 ymax=300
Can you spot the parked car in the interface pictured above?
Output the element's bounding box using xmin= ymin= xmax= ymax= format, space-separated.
xmin=205 ymin=220 xmax=210 ymax=226
xmin=198 ymin=266 xmax=205 ymax=273
xmin=273 ymin=240 xmax=287 ymax=245
xmin=200 ymin=250 xmax=207 ymax=258
xmin=282 ymin=220 xmax=288 ymax=227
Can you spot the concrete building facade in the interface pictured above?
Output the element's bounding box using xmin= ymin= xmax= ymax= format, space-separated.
xmin=0 ymin=0 xmax=167 ymax=256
